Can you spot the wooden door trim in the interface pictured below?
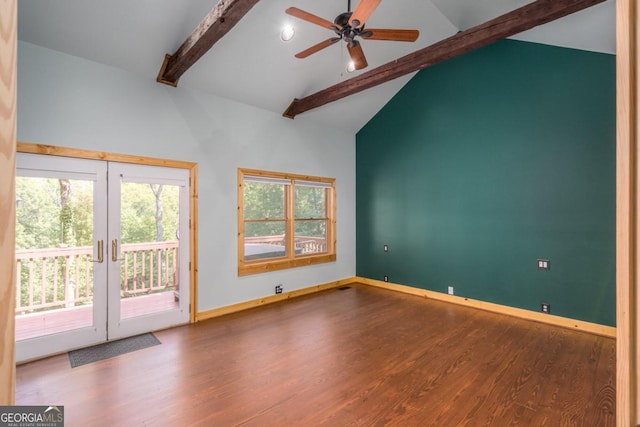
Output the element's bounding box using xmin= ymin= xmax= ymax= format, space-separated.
xmin=0 ymin=0 xmax=17 ymax=406
xmin=617 ymin=0 xmax=638 ymax=424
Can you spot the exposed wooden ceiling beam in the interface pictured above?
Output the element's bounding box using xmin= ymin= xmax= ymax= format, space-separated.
xmin=283 ymin=0 xmax=607 ymax=119
xmin=157 ymin=0 xmax=261 ymax=87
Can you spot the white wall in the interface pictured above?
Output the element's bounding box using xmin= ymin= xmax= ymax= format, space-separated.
xmin=17 ymin=41 xmax=356 ymax=312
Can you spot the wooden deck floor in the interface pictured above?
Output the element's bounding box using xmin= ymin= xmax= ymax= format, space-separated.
xmin=16 ymin=292 xmax=178 ymax=341
xmin=16 ymin=284 xmax=615 ymax=426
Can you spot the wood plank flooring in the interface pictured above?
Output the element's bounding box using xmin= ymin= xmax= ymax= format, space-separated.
xmin=16 ymin=284 xmax=615 ymax=426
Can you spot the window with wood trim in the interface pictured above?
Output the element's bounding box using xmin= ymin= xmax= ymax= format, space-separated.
xmin=238 ymin=168 xmax=336 ymax=276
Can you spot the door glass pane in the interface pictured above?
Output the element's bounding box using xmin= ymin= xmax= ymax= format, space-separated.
xmin=15 ymin=177 xmax=95 ymax=341
xmin=119 ymin=181 xmax=180 ymax=320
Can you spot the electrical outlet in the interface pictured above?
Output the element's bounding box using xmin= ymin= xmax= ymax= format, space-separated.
xmin=275 ymin=285 xmax=283 ymax=294
xmin=448 ymin=286 xmax=454 ymax=295
xmin=537 ymin=259 xmax=550 ymax=270
xmin=383 ymin=275 xmax=389 ymax=282
xmin=383 ymin=244 xmax=389 ymax=252
xmin=541 ymin=303 xmax=550 ymax=313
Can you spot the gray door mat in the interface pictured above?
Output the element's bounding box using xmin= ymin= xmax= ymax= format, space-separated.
xmin=68 ymin=333 xmax=161 ymax=368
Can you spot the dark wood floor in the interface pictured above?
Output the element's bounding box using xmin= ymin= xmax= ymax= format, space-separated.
xmin=16 ymin=284 xmax=615 ymax=426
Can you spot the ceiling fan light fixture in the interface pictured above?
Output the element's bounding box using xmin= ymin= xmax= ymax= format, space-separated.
xmin=346 ymin=61 xmax=356 ymax=73
xmin=281 ymin=25 xmax=295 ymax=42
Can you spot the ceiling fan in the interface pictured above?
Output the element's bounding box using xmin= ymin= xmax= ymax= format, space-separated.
xmin=285 ymin=0 xmax=419 ymax=71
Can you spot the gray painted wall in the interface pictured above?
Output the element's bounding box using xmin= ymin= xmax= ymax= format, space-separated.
xmin=17 ymin=41 xmax=356 ymax=312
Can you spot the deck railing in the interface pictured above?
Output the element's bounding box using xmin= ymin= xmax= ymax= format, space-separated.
xmin=15 ymin=241 xmax=179 ymax=315
xmin=120 ymin=241 xmax=179 ymax=297
xmin=244 ymin=235 xmax=327 ymax=254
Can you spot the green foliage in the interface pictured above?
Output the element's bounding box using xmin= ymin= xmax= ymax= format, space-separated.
xmin=17 ymin=176 xmax=180 ymax=248
xmin=244 ymin=182 xmax=285 ymax=220
xmin=73 ymin=186 xmax=94 ymax=246
xmin=295 ymin=220 xmax=326 ymax=239
xmin=295 ymin=186 xmax=326 ymax=218
xmin=16 ymin=178 xmax=97 ymax=249
xmin=245 ymin=221 xmax=286 ymax=239
xmin=16 ymin=177 xmax=64 ymax=249
xmin=59 ymin=204 xmax=74 ymax=244
xmin=121 ymin=182 xmax=179 ymax=243
xmin=243 ymin=181 xmax=329 ymax=240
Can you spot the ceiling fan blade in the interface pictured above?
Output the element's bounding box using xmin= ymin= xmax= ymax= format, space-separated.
xmin=286 ymin=7 xmax=341 ymax=31
xmin=347 ymin=40 xmax=368 ymax=70
xmin=361 ymin=28 xmax=419 ymax=42
xmin=348 ymin=0 xmax=382 ymax=28
xmin=295 ymin=37 xmax=341 ymax=59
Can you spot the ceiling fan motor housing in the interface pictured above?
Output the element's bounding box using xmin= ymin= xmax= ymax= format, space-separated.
xmin=334 ymin=11 xmax=364 ymax=44
xmin=334 ymin=11 xmax=352 ymax=27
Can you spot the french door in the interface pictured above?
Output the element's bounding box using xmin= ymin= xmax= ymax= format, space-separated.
xmin=15 ymin=153 xmax=191 ymax=362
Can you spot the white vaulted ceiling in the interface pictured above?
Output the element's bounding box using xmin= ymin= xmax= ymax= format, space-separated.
xmin=17 ymin=0 xmax=615 ymax=133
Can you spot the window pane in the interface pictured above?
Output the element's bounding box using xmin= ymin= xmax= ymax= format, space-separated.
xmin=244 ymin=221 xmax=287 ymax=261
xmin=238 ymin=168 xmax=336 ymax=276
xmin=244 ymin=182 xmax=285 ymax=220
xmin=295 ymin=220 xmax=327 ymax=255
xmin=295 ymin=185 xmax=326 ymax=219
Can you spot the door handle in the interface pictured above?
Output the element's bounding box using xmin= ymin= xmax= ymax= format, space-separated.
xmin=111 ymin=239 xmax=125 ymax=262
xmin=89 ymin=240 xmax=104 ymax=263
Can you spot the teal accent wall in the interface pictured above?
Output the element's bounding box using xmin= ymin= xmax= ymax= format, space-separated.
xmin=356 ymin=40 xmax=616 ymax=326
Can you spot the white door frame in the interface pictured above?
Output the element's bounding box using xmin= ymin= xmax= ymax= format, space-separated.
xmin=107 ymin=162 xmax=191 ymax=339
xmin=16 ymin=153 xmax=109 ymax=362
